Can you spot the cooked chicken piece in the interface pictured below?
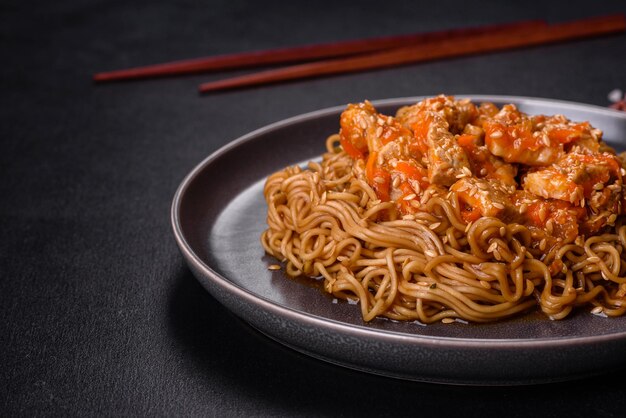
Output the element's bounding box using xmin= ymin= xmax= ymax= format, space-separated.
xmin=523 ymin=152 xmax=621 ymax=205
xmin=365 ymin=140 xmax=430 ymax=208
xmin=395 ymin=95 xmax=478 ymax=134
xmin=423 ymin=113 xmax=471 ymax=186
xmin=457 ymin=133 xmax=517 ymax=188
xmin=398 ymin=107 xmax=472 ymax=187
xmin=484 ymin=105 xmax=604 ymax=167
xmin=339 ymin=101 xmax=412 ymax=158
xmin=513 ymin=190 xmax=585 ymax=244
xmin=484 ymin=105 xmax=561 ymax=166
xmin=451 ymin=177 xmax=516 ymax=222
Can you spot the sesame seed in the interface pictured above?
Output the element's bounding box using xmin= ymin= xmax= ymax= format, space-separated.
xmin=424 ymin=250 xmax=437 ymax=258
xmin=403 ymin=193 xmax=417 ymax=201
xmin=539 ymin=238 xmax=547 ymax=251
xmin=268 ymin=264 xmax=281 ymax=270
xmin=493 ymin=202 xmax=505 ymax=210
xmin=490 ymin=131 xmax=503 ymax=138
xmin=591 ymin=306 xmax=604 ymax=315
xmin=374 ymin=177 xmax=385 ymax=184
xmin=487 ymin=242 xmax=498 ymax=253
xmin=479 ymin=280 xmax=491 ymax=289
xmin=539 ymin=206 xmax=547 ymax=223
xmin=442 ymin=318 xmax=455 ymax=324
xmin=375 ymin=126 xmax=383 ymax=137
xmin=410 ymin=180 xmax=421 ymax=195
xmin=429 ymin=222 xmax=441 ymax=230
xmin=499 ymin=226 xmax=506 ymax=237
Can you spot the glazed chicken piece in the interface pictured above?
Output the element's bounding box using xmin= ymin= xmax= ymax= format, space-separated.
xmin=395 ymin=95 xmax=478 ymax=134
xmin=339 ymin=101 xmax=428 ymax=206
xmin=483 ymin=105 xmax=595 ymax=166
xmin=339 ymin=101 xmax=412 ymax=159
xmin=513 ymin=191 xmax=585 ymax=244
xmin=451 ymin=177 xmax=517 ymax=222
xmin=523 ymin=152 xmax=621 ymax=205
xmin=523 ymin=152 xmax=624 ymax=235
xmin=456 ymin=132 xmax=517 ymax=188
xmin=538 ymin=114 xmax=604 ymax=155
xmin=341 ymin=97 xmax=474 ymax=188
xmin=424 ymin=113 xmax=472 ymax=186
xmin=484 ymin=105 xmax=559 ymax=165
xmin=395 ymin=107 xmax=472 ymax=187
xmin=360 ymin=131 xmax=434 ymax=213
xmin=387 ymin=158 xmax=430 ymax=213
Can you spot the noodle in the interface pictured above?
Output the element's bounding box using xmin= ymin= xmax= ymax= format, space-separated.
xmin=261 ymin=96 xmax=626 ymax=323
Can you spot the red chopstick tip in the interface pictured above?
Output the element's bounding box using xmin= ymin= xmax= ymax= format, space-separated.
xmin=93 ymin=69 xmax=157 ymax=83
xmin=198 ymin=80 xmax=238 ymax=93
xmin=93 ymin=73 xmax=111 ymax=82
xmin=93 ymin=71 xmax=136 ymax=83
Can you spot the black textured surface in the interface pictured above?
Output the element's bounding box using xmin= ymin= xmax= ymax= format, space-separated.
xmin=2 ymin=0 xmax=626 ymax=415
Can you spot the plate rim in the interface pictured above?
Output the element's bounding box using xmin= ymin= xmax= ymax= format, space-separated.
xmin=171 ymin=94 xmax=626 ymax=350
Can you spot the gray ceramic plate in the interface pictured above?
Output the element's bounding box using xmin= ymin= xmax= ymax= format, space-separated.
xmin=171 ymin=95 xmax=626 ymax=385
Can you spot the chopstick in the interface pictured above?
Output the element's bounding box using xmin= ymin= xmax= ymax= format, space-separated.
xmin=198 ymin=14 xmax=626 ymax=93
xmin=93 ymin=20 xmax=546 ymax=82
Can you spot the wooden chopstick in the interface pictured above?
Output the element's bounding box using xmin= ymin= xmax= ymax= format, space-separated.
xmin=198 ymin=14 xmax=626 ymax=93
xmin=93 ymin=20 xmax=546 ymax=82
